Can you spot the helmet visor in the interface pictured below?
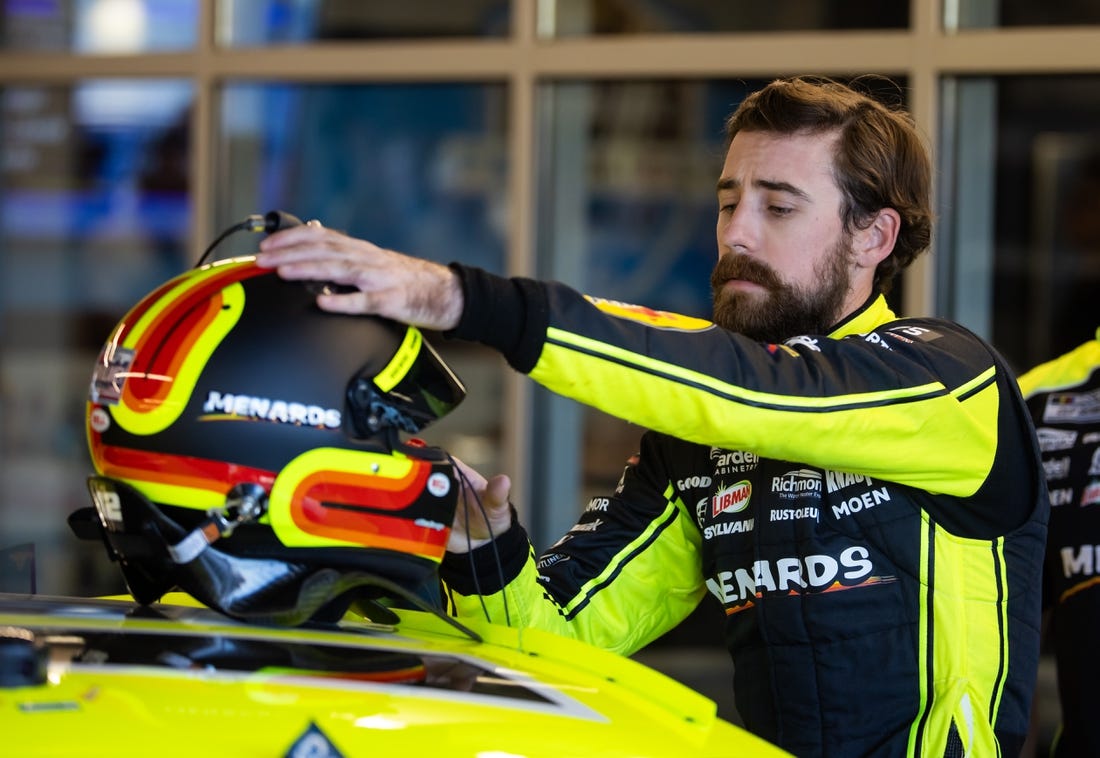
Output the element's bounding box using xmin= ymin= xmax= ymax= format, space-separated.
xmin=348 ymin=326 xmax=466 ymax=436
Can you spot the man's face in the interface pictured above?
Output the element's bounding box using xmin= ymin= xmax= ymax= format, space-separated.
xmin=711 ymin=129 xmax=859 ymax=343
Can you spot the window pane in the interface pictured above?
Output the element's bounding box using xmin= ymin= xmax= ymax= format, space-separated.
xmin=536 ymin=76 xmax=910 ymax=332
xmin=530 ymin=76 xmax=909 ymax=546
xmin=215 ymin=81 xmax=509 ymax=475
xmin=974 ymin=75 xmax=1100 ymax=371
xmin=950 ymin=0 xmax=1100 ymax=29
xmin=541 ymin=0 xmax=908 ymax=37
xmin=1 ymin=0 xmax=197 ymax=53
xmin=218 ymin=0 xmax=510 ymax=46
xmin=940 ymin=75 xmax=1100 ymax=371
xmin=0 ymin=79 xmax=193 ymax=595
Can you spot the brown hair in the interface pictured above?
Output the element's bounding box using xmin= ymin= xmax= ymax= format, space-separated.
xmin=724 ymin=76 xmax=932 ymax=294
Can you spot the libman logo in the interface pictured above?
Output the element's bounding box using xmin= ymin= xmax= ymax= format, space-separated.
xmin=713 ymin=480 xmax=751 ymax=518
xmin=585 ymin=296 xmax=714 ymax=332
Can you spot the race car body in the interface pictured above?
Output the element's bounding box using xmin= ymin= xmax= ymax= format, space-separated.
xmin=0 ymin=593 xmax=784 ymax=757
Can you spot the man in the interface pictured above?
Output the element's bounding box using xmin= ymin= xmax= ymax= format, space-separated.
xmin=257 ymin=76 xmax=1048 ymax=757
xmin=1019 ymin=330 xmax=1100 ymax=758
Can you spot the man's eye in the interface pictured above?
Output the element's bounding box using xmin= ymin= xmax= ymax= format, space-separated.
xmin=770 ymin=206 xmax=793 ymax=216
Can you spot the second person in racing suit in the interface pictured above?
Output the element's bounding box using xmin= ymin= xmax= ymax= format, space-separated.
xmin=1019 ymin=329 xmax=1100 ymax=758
xmin=257 ymin=76 xmax=1048 ymax=757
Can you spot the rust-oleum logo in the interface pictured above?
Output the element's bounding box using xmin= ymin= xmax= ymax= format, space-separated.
xmin=712 ymin=480 xmax=751 ymax=517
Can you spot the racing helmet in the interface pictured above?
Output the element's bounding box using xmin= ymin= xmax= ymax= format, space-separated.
xmin=75 ymin=256 xmax=467 ymax=625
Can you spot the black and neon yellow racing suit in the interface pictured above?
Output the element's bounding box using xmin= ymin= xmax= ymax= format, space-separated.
xmin=440 ymin=265 xmax=1048 ymax=757
xmin=1019 ymin=329 xmax=1100 ymax=758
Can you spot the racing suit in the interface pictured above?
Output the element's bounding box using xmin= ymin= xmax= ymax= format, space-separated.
xmin=439 ymin=265 xmax=1048 ymax=757
xmin=1019 ymin=329 xmax=1100 ymax=758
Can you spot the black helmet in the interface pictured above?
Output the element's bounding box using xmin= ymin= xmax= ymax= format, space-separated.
xmin=74 ymin=256 xmax=467 ymax=625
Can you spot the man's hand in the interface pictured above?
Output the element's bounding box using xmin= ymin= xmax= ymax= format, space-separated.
xmin=255 ymin=222 xmax=464 ymax=331
xmin=447 ymin=457 xmax=513 ymax=554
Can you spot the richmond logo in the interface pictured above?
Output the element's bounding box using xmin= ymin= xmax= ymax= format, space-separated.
xmin=712 ymin=480 xmax=751 ymax=517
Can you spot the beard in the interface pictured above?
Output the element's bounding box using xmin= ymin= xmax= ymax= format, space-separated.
xmin=710 ymin=236 xmax=854 ymax=343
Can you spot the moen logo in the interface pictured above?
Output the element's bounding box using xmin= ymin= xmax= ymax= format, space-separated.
xmin=712 ymin=480 xmax=751 ymax=517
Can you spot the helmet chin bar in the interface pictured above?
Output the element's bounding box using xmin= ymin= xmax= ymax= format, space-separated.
xmin=74 ymin=476 xmax=480 ymax=641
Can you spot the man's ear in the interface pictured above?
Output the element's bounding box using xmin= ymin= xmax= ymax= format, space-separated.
xmin=854 ymin=207 xmax=900 ymax=269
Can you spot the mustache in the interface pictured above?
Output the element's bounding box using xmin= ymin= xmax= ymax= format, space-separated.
xmin=710 ymin=255 xmax=783 ymax=292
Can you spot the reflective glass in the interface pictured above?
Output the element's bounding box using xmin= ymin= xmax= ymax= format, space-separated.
xmin=949 ymin=0 xmax=1100 ymax=29
xmin=541 ymin=0 xmax=908 ymax=36
xmin=941 ymin=75 xmax=1100 ymax=371
xmin=0 ymin=79 xmax=193 ymax=595
xmin=531 ymin=76 xmax=909 ymax=546
xmin=0 ymin=0 xmax=197 ymax=53
xmin=536 ymin=75 xmax=911 ymax=353
xmin=219 ymin=0 xmax=510 ymax=46
xmin=215 ymin=81 xmax=509 ymax=475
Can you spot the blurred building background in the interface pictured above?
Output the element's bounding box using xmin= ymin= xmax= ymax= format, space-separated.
xmin=0 ymin=0 xmax=1096 ymax=748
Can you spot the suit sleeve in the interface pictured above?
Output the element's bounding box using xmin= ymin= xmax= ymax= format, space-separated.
xmin=447 ymin=264 xmax=1005 ymax=499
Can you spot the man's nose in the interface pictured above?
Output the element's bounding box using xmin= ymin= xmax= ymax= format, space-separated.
xmin=719 ymin=206 xmax=756 ymax=253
